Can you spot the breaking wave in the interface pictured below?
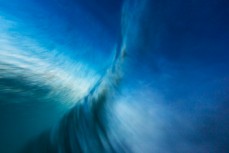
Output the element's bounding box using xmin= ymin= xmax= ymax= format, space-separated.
xmin=0 ymin=0 xmax=229 ymax=153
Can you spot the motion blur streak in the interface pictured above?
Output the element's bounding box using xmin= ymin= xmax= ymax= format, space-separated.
xmin=0 ymin=0 xmax=229 ymax=153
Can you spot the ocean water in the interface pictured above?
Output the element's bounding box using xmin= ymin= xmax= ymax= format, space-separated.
xmin=0 ymin=0 xmax=229 ymax=153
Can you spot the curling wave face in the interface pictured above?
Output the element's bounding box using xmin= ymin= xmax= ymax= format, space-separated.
xmin=0 ymin=0 xmax=120 ymax=152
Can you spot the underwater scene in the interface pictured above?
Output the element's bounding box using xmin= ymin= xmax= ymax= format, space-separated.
xmin=0 ymin=0 xmax=229 ymax=153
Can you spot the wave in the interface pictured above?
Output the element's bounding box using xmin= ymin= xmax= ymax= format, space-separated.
xmin=0 ymin=0 xmax=128 ymax=152
xmin=1 ymin=0 xmax=229 ymax=153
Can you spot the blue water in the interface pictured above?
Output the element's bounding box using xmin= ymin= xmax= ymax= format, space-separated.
xmin=0 ymin=0 xmax=229 ymax=153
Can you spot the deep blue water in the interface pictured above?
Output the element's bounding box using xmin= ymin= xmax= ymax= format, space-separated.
xmin=0 ymin=0 xmax=229 ymax=153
